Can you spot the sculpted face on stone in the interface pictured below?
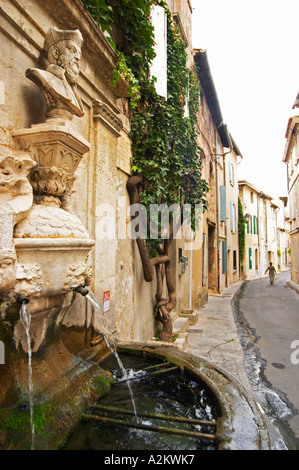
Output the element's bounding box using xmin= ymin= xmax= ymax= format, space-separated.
xmin=26 ymin=27 xmax=84 ymax=120
xmin=0 ymin=152 xmax=36 ymax=298
xmin=0 ymin=250 xmax=17 ymax=298
xmin=46 ymin=34 xmax=82 ymax=85
xmin=0 ymin=153 xmax=36 ymax=194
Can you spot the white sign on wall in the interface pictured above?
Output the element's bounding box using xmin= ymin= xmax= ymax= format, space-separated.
xmin=103 ymin=291 xmax=110 ymax=312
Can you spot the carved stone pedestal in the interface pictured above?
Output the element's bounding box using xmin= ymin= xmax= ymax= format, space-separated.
xmin=12 ymin=121 xmax=90 ymax=198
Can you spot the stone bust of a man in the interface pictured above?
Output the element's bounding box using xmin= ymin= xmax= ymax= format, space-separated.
xmin=26 ymin=27 xmax=84 ymax=120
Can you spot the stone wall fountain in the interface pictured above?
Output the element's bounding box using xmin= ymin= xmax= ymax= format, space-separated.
xmin=0 ymin=26 xmax=113 ymax=450
xmin=0 ymin=22 xmax=274 ymax=452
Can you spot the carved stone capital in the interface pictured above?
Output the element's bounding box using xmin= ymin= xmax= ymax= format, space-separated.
xmin=12 ymin=122 xmax=90 ymax=198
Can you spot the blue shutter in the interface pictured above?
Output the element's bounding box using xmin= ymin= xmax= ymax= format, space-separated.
xmin=220 ymin=185 xmax=226 ymax=222
xmin=230 ymin=202 xmax=234 ymax=231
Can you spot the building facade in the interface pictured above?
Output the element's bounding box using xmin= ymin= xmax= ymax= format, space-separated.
xmin=191 ymin=49 xmax=241 ymax=307
xmin=283 ymin=115 xmax=299 ymax=285
xmin=238 ymin=180 xmax=285 ymax=279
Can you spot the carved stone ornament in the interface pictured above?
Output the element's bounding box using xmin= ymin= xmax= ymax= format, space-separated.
xmin=14 ymin=263 xmax=43 ymax=296
xmin=0 ymin=151 xmax=36 ymax=298
xmin=63 ymin=261 xmax=92 ymax=292
xmin=13 ymin=121 xmax=90 ymax=198
xmin=93 ymin=99 xmax=123 ymax=136
xmin=7 ymin=27 xmax=95 ymax=304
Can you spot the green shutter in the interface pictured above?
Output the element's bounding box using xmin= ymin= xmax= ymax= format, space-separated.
xmin=256 ymin=217 xmax=259 ymax=235
xmin=249 ymin=247 xmax=252 ymax=269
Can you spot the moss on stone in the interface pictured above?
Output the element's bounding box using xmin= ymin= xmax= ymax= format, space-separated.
xmin=92 ymin=375 xmax=112 ymax=396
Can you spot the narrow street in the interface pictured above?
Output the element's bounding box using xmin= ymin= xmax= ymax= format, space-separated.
xmin=233 ymin=270 xmax=299 ymax=449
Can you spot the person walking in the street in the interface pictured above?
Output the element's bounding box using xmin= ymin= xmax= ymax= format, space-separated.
xmin=265 ymin=262 xmax=277 ymax=285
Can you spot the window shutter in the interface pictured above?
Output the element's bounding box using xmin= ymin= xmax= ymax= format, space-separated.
xmin=229 ymin=162 xmax=234 ymax=185
xmin=230 ymin=201 xmax=234 ymax=231
xmin=249 ymin=247 xmax=252 ymax=269
xmin=150 ymin=5 xmax=167 ymax=99
xmin=256 ymin=217 xmax=259 ymax=235
xmin=234 ymin=203 xmax=237 ymax=232
xmin=220 ymin=185 xmax=226 ymax=222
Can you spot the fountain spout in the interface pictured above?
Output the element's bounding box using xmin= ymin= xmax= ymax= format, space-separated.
xmin=18 ymin=293 xmax=29 ymax=304
xmin=73 ymin=285 xmax=89 ymax=297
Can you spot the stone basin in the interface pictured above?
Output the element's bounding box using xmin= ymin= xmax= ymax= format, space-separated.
xmin=14 ymin=238 xmax=94 ymax=298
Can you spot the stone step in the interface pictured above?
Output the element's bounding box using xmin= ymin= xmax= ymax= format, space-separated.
xmin=173 ymin=332 xmax=189 ymax=351
xmin=179 ymin=309 xmax=199 ymax=326
xmin=145 ymin=332 xmax=189 ymax=352
xmin=172 ymin=316 xmax=189 ymax=334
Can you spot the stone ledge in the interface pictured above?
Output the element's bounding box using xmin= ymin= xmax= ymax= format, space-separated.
xmin=145 ymin=332 xmax=189 ymax=352
xmin=287 ymin=280 xmax=299 ymax=294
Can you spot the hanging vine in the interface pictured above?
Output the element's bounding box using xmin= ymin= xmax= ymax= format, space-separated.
xmin=82 ymin=0 xmax=209 ymax=341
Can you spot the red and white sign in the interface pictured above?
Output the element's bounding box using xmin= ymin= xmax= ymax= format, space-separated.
xmin=103 ymin=291 xmax=110 ymax=312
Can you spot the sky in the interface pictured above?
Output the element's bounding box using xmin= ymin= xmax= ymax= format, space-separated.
xmin=191 ymin=0 xmax=299 ymax=198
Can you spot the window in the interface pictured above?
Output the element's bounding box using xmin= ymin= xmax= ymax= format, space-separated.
xmin=233 ymin=250 xmax=237 ymax=271
xmin=250 ymin=191 xmax=254 ymax=203
xmin=150 ymin=5 xmax=167 ymax=99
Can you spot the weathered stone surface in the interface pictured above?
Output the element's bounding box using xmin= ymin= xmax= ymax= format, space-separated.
xmin=0 ymin=151 xmax=36 ymax=298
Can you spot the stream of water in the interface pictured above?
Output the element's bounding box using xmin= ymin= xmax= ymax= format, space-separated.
xmin=85 ymin=291 xmax=138 ymax=420
xmin=19 ymin=302 xmax=35 ymax=451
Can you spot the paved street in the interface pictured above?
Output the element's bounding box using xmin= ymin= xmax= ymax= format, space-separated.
xmin=234 ymin=270 xmax=299 ymax=449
